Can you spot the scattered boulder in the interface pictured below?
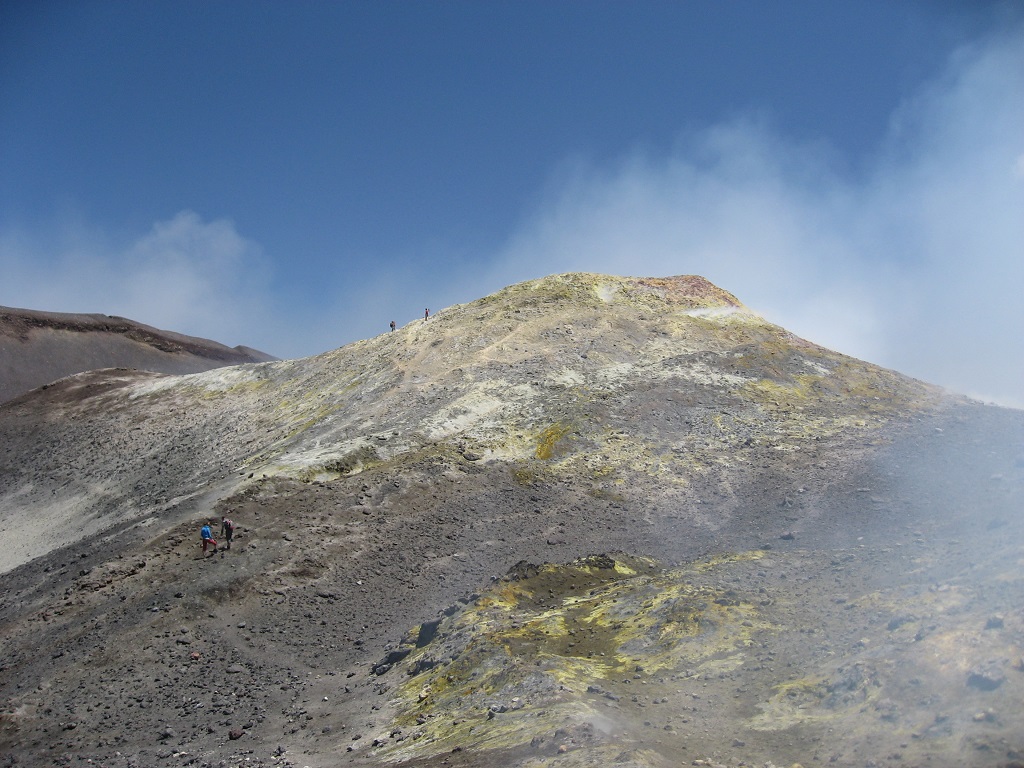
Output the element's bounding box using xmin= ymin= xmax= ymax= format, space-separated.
xmin=984 ymin=614 xmax=1004 ymax=630
xmin=967 ymin=661 xmax=1006 ymax=691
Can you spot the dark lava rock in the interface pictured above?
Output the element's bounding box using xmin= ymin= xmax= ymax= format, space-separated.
xmin=967 ymin=661 xmax=1006 ymax=691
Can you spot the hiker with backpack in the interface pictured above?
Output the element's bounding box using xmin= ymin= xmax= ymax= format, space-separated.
xmin=200 ymin=522 xmax=218 ymax=556
xmin=220 ymin=516 xmax=236 ymax=550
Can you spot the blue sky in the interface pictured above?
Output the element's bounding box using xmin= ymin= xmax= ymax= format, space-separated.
xmin=1 ymin=1 xmax=1022 ymax=406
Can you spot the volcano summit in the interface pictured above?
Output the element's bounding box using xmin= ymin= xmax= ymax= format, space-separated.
xmin=0 ymin=273 xmax=1021 ymax=768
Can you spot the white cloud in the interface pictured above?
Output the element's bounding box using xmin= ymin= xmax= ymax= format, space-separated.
xmin=0 ymin=210 xmax=274 ymax=350
xmin=476 ymin=29 xmax=1024 ymax=407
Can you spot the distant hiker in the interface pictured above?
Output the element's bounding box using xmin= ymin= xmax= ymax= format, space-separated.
xmin=220 ymin=516 xmax=235 ymax=550
xmin=390 ymin=320 xmax=396 ymax=332
xmin=424 ymin=308 xmax=430 ymax=320
xmin=200 ymin=522 xmax=218 ymax=556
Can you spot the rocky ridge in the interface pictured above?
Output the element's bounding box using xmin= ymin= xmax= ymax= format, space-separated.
xmin=0 ymin=304 xmax=276 ymax=404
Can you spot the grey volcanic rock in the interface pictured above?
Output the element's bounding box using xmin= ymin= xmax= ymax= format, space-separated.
xmin=0 ymin=304 xmax=277 ymax=403
xmin=0 ymin=273 xmax=1021 ymax=768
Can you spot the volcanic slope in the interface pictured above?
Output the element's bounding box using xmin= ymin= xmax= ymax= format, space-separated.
xmin=0 ymin=273 xmax=1021 ymax=768
xmin=0 ymin=305 xmax=277 ymax=404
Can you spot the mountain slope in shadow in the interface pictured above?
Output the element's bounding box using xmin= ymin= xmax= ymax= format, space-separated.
xmin=0 ymin=305 xmax=277 ymax=403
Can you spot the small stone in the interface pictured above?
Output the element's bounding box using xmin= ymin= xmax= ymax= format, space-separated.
xmin=967 ymin=661 xmax=1005 ymax=691
xmin=887 ymin=615 xmax=914 ymax=631
xmin=228 ymin=728 xmax=244 ymax=740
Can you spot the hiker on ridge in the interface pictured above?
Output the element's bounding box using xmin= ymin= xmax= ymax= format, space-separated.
xmin=390 ymin=320 xmax=396 ymax=332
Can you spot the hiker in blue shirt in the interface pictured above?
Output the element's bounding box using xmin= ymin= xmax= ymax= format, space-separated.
xmin=200 ymin=522 xmax=218 ymax=556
